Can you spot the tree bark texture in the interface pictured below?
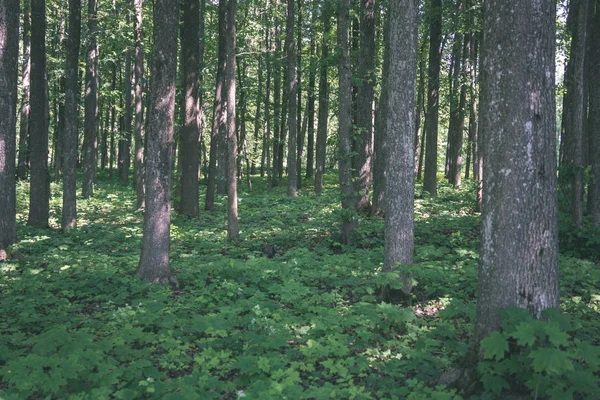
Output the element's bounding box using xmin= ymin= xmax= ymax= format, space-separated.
xmin=137 ymin=0 xmax=179 ymax=285
xmin=383 ymin=0 xmax=417 ymax=290
xmin=315 ymin=9 xmax=330 ymax=195
xmin=0 ymin=0 xmax=19 ymax=259
xmin=133 ymin=0 xmax=145 ymax=210
xmin=28 ymin=0 xmax=50 ymax=228
xmin=286 ymin=0 xmax=298 ymax=197
xmin=588 ymin=0 xmax=600 ymax=226
xmin=17 ymin=0 xmax=30 ymax=181
xmin=476 ymin=0 xmax=560 ymax=347
xmin=226 ymin=0 xmax=239 ymax=239
xmin=306 ymin=32 xmax=316 ymax=180
xmin=61 ymin=0 xmax=81 ymax=230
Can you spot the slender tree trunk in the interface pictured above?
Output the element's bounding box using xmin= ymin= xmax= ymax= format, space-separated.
xmin=587 ymin=0 xmax=600 ymax=226
xmin=226 ymin=0 xmax=239 ymax=239
xmin=61 ymin=0 xmax=81 ymax=230
xmin=286 ymin=0 xmax=298 ymax=197
xmin=295 ymin=0 xmax=302 ymax=189
xmin=423 ymin=0 xmax=443 ymax=196
xmin=109 ymin=62 xmax=117 ymax=176
xmin=28 ymin=0 xmax=49 ymax=228
xmin=475 ymin=0 xmax=559 ymax=350
xmin=133 ymin=0 xmax=145 ymax=209
xmin=0 ymin=0 xmax=19 ymax=259
xmin=17 ymin=0 xmax=31 ymax=181
xmin=414 ymin=43 xmax=426 ymax=177
xmin=82 ymin=0 xmax=99 ymax=198
xmin=338 ymin=0 xmax=357 ymax=244
xmin=306 ymin=31 xmax=316 ymax=180
xmin=384 ymin=0 xmax=417 ymax=297
xmin=54 ymin=80 xmax=65 ymax=183
xmin=354 ymin=0 xmax=376 ymax=211
xmin=252 ymin=56 xmax=263 ymax=176
xmin=448 ymin=31 xmax=468 ymax=188
xmin=272 ymin=22 xmax=282 ymax=183
xmin=315 ymin=8 xmax=330 ymax=195
xmin=137 ymin=0 xmax=179 ymax=285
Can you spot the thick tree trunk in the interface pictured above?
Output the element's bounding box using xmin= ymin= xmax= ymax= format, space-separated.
xmin=137 ymin=0 xmax=178 ymax=285
xmin=338 ymin=0 xmax=357 ymax=244
xmin=28 ymin=0 xmax=50 ymax=228
xmin=226 ymin=0 xmax=239 ymax=239
xmin=384 ymin=0 xmax=417 ymax=296
xmin=286 ymin=0 xmax=298 ymax=197
xmin=422 ymin=0 xmax=443 ymax=196
xmin=82 ymin=0 xmax=99 ymax=198
xmin=0 ymin=0 xmax=19 ymax=259
xmin=133 ymin=0 xmax=145 ymax=209
xmin=315 ymin=8 xmax=330 ymax=195
xmin=62 ymin=0 xmax=81 ymax=230
xmin=476 ymin=0 xmax=559 ymax=348
xmin=587 ymin=1 xmax=600 ymax=226
xmin=180 ymin=0 xmax=201 ymax=216
xmin=17 ymin=0 xmax=31 ymax=181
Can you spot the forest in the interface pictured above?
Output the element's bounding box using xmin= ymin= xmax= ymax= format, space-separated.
xmin=0 ymin=0 xmax=599 ymax=398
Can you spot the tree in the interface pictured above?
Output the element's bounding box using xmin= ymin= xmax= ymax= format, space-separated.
xmin=588 ymin=0 xmax=600 ymax=227
xmin=82 ymin=0 xmax=99 ymax=198
xmin=28 ymin=0 xmax=50 ymax=228
xmin=133 ymin=0 xmax=145 ymax=209
xmin=422 ymin=0 xmax=443 ymax=196
xmin=286 ymin=0 xmax=298 ymax=197
xmin=0 ymin=0 xmax=19 ymax=260
xmin=383 ymin=0 xmax=417 ymax=296
xmin=137 ymin=0 xmax=179 ymax=285
xmin=62 ymin=0 xmax=82 ymax=230
xmin=314 ymin=5 xmax=330 ymax=195
xmin=226 ymin=0 xmax=239 ymax=239
xmin=17 ymin=0 xmax=31 ymax=181
xmin=179 ymin=0 xmax=201 ymax=216
xmin=475 ymin=0 xmax=559 ymax=350
xmin=338 ymin=0 xmax=357 ymax=244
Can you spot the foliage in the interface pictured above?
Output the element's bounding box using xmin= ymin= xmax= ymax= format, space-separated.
xmin=1 ymin=173 xmax=598 ymax=399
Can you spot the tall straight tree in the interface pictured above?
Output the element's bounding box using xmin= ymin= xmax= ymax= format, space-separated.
xmin=475 ymin=0 xmax=559 ymax=349
xmin=133 ymin=0 xmax=145 ymax=209
xmin=17 ymin=0 xmax=30 ymax=181
xmin=588 ymin=0 xmax=600 ymax=227
xmin=82 ymin=0 xmax=99 ymax=198
xmin=61 ymin=0 xmax=81 ymax=230
xmin=354 ymin=0 xmax=376 ymax=211
xmin=314 ymin=5 xmax=330 ymax=195
xmin=179 ymin=0 xmax=201 ymax=216
xmin=225 ymin=0 xmax=239 ymax=239
xmin=422 ymin=0 xmax=443 ymax=196
xmin=286 ymin=0 xmax=298 ymax=197
xmin=27 ymin=0 xmax=49 ymax=228
xmin=0 ymin=0 xmax=19 ymax=259
xmin=338 ymin=0 xmax=357 ymax=244
xmin=384 ymin=0 xmax=417 ymax=293
xmin=137 ymin=0 xmax=179 ymax=285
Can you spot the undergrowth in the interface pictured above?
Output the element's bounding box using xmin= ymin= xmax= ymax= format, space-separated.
xmin=0 ymin=173 xmax=598 ymax=399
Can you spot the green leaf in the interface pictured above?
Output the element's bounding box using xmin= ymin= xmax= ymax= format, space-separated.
xmin=481 ymin=331 xmax=509 ymax=361
xmin=510 ymin=322 xmax=537 ymax=347
xmin=481 ymin=374 xmax=509 ymax=395
xmin=529 ymin=348 xmax=573 ymax=374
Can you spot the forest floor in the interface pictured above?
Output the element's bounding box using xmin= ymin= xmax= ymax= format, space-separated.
xmin=1 ymin=172 xmax=599 ymax=399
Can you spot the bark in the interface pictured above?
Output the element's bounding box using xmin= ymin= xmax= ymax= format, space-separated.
xmin=422 ymin=0 xmax=443 ymax=196
xmin=296 ymin=0 xmax=302 ymax=189
xmin=272 ymin=23 xmax=282 ymax=182
xmin=62 ymin=0 xmax=81 ymax=230
xmin=286 ymin=0 xmax=298 ymax=197
xmin=447 ymin=31 xmax=468 ymax=188
xmin=305 ymin=31 xmax=316 ymax=179
xmin=205 ymin=0 xmax=227 ymax=211
xmin=133 ymin=0 xmax=145 ymax=209
xmin=27 ymin=0 xmax=49 ymax=228
xmin=414 ymin=43 xmax=426 ymax=177
xmin=588 ymin=0 xmax=600 ymax=226
xmin=354 ymin=0 xmax=376 ymax=211
xmin=252 ymin=56 xmax=263 ymax=176
xmin=226 ymin=0 xmax=239 ymax=239
xmin=82 ymin=0 xmax=99 ymax=198
xmin=315 ymin=8 xmax=330 ymax=195
xmin=0 ymin=0 xmax=19 ymax=259
xmin=384 ymin=0 xmax=417 ymax=296
xmin=338 ymin=0 xmax=357 ymax=244
xmin=137 ymin=0 xmax=179 ymax=285
xmin=54 ymin=80 xmax=65 ymax=183
xmin=476 ymin=0 xmax=559 ymax=349
xmin=17 ymin=0 xmax=31 ymax=181
xmin=180 ymin=0 xmax=201 ymax=216
xmin=264 ymin=9 xmax=273 ymax=191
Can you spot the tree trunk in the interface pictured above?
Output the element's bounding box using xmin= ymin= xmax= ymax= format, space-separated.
xmin=315 ymin=7 xmax=330 ymax=195
xmin=338 ymin=0 xmax=357 ymax=244
xmin=272 ymin=22 xmax=282 ymax=183
xmin=82 ymin=0 xmax=99 ymax=198
xmin=384 ymin=0 xmax=417 ymax=297
xmin=587 ymin=0 xmax=600 ymax=226
xmin=28 ymin=0 xmax=50 ymax=228
xmin=305 ymin=31 xmax=316 ymax=180
xmin=0 ymin=0 xmax=19 ymax=259
xmin=414 ymin=42 xmax=426 ymax=177
xmin=354 ymin=0 xmax=376 ymax=211
xmin=226 ymin=0 xmax=239 ymax=239
xmin=295 ymin=0 xmax=302 ymax=189
xmin=133 ymin=0 xmax=145 ymax=209
xmin=180 ymin=0 xmax=201 ymax=216
xmin=286 ymin=0 xmax=298 ymax=197
xmin=17 ymin=0 xmax=31 ymax=181
xmin=137 ymin=0 xmax=179 ymax=285
xmin=422 ymin=0 xmax=443 ymax=196
xmin=475 ymin=0 xmax=559 ymax=349
xmin=62 ymin=0 xmax=81 ymax=230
